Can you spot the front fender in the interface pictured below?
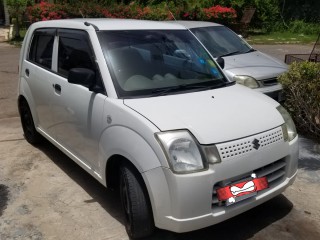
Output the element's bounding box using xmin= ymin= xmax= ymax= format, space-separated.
xmin=99 ymin=125 xmax=164 ymax=178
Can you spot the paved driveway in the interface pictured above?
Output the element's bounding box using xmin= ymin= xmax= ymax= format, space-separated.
xmin=252 ymin=44 xmax=314 ymax=62
xmin=0 ymin=42 xmax=319 ymax=240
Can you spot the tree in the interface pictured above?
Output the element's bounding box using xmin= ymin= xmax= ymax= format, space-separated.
xmin=6 ymin=0 xmax=29 ymax=38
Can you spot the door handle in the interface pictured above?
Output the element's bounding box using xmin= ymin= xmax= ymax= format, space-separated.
xmin=25 ymin=69 xmax=29 ymax=77
xmin=53 ymin=84 xmax=61 ymax=94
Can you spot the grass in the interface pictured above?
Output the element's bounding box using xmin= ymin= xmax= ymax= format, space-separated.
xmin=246 ymin=31 xmax=318 ymax=44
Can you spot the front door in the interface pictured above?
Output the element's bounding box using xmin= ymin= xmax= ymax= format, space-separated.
xmin=50 ymin=29 xmax=106 ymax=170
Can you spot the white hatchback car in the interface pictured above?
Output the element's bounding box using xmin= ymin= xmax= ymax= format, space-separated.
xmin=173 ymin=21 xmax=288 ymax=102
xmin=18 ymin=19 xmax=298 ymax=239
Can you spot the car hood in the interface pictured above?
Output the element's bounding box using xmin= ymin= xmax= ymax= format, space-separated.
xmin=124 ymin=85 xmax=284 ymax=144
xmin=223 ymin=51 xmax=288 ymax=80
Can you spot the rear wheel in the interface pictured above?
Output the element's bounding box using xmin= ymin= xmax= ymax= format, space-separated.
xmin=120 ymin=163 xmax=155 ymax=239
xmin=19 ymin=100 xmax=42 ymax=145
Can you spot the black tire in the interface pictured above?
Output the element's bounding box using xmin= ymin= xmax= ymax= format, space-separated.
xmin=120 ymin=163 xmax=155 ymax=239
xmin=19 ymin=99 xmax=42 ymax=145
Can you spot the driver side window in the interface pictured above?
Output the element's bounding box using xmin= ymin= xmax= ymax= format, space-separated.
xmin=57 ymin=30 xmax=95 ymax=78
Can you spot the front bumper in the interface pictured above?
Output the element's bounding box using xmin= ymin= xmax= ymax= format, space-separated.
xmin=143 ymin=133 xmax=298 ymax=233
xmin=254 ymin=84 xmax=283 ymax=102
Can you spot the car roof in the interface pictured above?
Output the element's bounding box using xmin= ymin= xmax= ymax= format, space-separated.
xmin=168 ymin=20 xmax=223 ymax=29
xmin=29 ymin=18 xmax=187 ymax=31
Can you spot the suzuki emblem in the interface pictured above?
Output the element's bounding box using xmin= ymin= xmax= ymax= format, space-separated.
xmin=252 ymin=139 xmax=261 ymax=150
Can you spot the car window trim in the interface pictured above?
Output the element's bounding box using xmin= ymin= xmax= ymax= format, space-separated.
xmin=56 ymin=28 xmax=106 ymax=94
xmin=27 ymin=27 xmax=107 ymax=96
xmin=27 ymin=28 xmax=57 ymax=69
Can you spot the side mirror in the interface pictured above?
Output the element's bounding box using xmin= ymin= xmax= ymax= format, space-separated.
xmin=68 ymin=68 xmax=95 ymax=89
xmin=216 ymin=57 xmax=225 ymax=69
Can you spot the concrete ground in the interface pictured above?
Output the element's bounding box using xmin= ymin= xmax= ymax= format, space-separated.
xmin=252 ymin=44 xmax=314 ymax=62
xmin=0 ymin=41 xmax=319 ymax=240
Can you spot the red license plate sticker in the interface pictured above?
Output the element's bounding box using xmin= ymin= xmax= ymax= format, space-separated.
xmin=216 ymin=173 xmax=269 ymax=206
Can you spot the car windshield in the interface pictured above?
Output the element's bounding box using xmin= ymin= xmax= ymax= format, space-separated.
xmin=98 ymin=30 xmax=228 ymax=98
xmin=190 ymin=26 xmax=253 ymax=58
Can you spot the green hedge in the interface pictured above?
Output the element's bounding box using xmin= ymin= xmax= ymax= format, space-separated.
xmin=210 ymin=0 xmax=280 ymax=31
xmin=278 ymin=62 xmax=320 ymax=140
xmin=26 ymin=1 xmax=236 ymax=23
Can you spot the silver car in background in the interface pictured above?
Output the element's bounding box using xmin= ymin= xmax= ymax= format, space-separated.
xmin=174 ymin=21 xmax=288 ymax=102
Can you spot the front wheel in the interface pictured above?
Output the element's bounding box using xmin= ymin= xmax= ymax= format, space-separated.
xmin=120 ymin=163 xmax=155 ymax=239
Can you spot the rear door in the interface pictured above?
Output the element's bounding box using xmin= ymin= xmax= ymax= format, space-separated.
xmin=24 ymin=28 xmax=56 ymax=136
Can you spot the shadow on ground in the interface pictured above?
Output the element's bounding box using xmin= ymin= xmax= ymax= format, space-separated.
xmin=35 ymin=139 xmax=294 ymax=240
xmin=0 ymin=184 xmax=9 ymax=217
xmin=34 ymin=139 xmax=125 ymax=224
xmin=150 ymin=194 xmax=292 ymax=240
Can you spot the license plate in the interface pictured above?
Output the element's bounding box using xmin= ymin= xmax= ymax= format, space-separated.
xmin=225 ymin=191 xmax=257 ymax=206
xmin=216 ymin=173 xmax=269 ymax=206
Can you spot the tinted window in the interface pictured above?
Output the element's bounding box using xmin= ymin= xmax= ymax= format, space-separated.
xmin=29 ymin=29 xmax=55 ymax=69
xmin=58 ymin=30 xmax=95 ymax=78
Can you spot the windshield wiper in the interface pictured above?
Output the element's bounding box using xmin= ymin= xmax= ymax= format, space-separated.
xmin=245 ymin=48 xmax=256 ymax=53
xmin=151 ymin=84 xmax=198 ymax=96
xmin=188 ymin=69 xmax=215 ymax=79
xmin=219 ymin=51 xmax=240 ymax=58
xmin=151 ymin=80 xmax=234 ymax=97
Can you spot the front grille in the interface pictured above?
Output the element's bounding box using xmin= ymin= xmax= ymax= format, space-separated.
xmin=217 ymin=127 xmax=284 ymax=161
xmin=212 ymin=158 xmax=286 ymax=208
xmin=261 ymin=78 xmax=278 ymax=86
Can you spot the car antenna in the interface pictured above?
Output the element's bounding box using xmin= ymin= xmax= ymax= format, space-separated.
xmin=169 ymin=11 xmax=177 ymax=21
xmin=166 ymin=4 xmax=176 ymax=21
xmin=84 ymin=22 xmax=99 ymax=31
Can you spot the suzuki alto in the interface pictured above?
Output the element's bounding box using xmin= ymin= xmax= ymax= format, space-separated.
xmin=18 ymin=19 xmax=298 ymax=239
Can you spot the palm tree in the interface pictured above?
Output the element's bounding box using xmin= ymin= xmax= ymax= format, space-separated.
xmin=6 ymin=0 xmax=28 ymax=38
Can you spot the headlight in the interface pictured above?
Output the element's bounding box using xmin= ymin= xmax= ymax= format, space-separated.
xmin=155 ymin=130 xmax=207 ymax=173
xmin=277 ymin=105 xmax=297 ymax=142
xmin=233 ymin=75 xmax=259 ymax=89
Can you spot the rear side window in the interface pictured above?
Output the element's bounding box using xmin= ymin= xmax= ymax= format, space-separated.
xmin=57 ymin=30 xmax=95 ymax=78
xmin=28 ymin=29 xmax=55 ymax=69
